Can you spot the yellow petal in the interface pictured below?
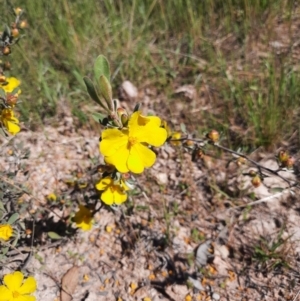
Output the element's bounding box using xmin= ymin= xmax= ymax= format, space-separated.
xmin=16 ymin=296 xmax=35 ymax=301
xmin=127 ymin=143 xmax=156 ymax=174
xmin=73 ymin=205 xmax=93 ymax=231
xmin=18 ymin=276 xmax=37 ymax=294
xmin=128 ymin=112 xmax=167 ymax=147
xmin=136 ymin=124 xmax=167 ymax=147
xmin=0 ymin=224 xmax=13 ymax=241
xmin=105 ymin=146 xmax=130 ymax=173
xmin=135 ymin=143 xmax=157 ymax=168
xmin=100 ymin=128 xmax=128 ymax=157
xmin=0 ymin=285 xmax=12 ymax=301
xmin=95 ymin=177 xmax=112 ymax=191
xmin=113 ymin=188 xmax=127 ymax=205
xmin=128 ymin=111 xmax=161 ymax=128
xmin=4 ymin=271 xmax=24 ymax=291
xmin=127 ymin=151 xmax=144 ymax=173
xmin=5 ymin=120 xmax=20 ymax=135
xmin=101 ymin=189 xmax=114 ymax=205
xmin=78 ymin=220 xmax=92 ymax=231
xmin=1 ymin=77 xmax=21 ymax=93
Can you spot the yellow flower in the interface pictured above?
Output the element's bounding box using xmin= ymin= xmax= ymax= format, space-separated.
xmin=96 ymin=177 xmax=129 ymax=205
xmin=100 ymin=111 xmax=167 ymax=174
xmin=170 ymin=132 xmax=181 ymax=146
xmin=0 ymin=108 xmax=20 ymax=135
xmin=0 ymin=224 xmax=13 ymax=241
xmin=0 ymin=77 xmax=21 ymax=94
xmin=73 ymin=205 xmax=93 ymax=231
xmin=0 ymin=271 xmax=37 ymax=301
xmin=47 ymin=193 xmax=57 ymax=202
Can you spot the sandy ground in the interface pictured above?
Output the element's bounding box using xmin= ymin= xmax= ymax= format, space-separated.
xmin=1 ymin=103 xmax=300 ymax=301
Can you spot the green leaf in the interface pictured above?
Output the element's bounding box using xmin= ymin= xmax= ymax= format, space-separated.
xmin=1 ymin=247 xmax=9 ymax=256
xmin=99 ymin=75 xmax=113 ymax=109
xmin=8 ymin=213 xmax=19 ymax=225
xmin=269 ymin=187 xmax=285 ymax=194
xmin=83 ymin=76 xmax=107 ymax=111
xmin=48 ymin=231 xmax=62 ymax=240
xmin=0 ymin=89 xmax=5 ymax=98
xmin=11 ymin=232 xmax=19 ymax=247
xmin=92 ymin=112 xmax=106 ymax=123
xmin=94 ymin=55 xmax=110 ymax=82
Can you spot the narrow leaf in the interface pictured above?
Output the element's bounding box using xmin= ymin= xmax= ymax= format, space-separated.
xmin=8 ymin=213 xmax=19 ymax=225
xmin=94 ymin=55 xmax=110 ymax=82
xmin=92 ymin=112 xmax=106 ymax=123
xmin=48 ymin=231 xmax=62 ymax=240
xmin=99 ymin=75 xmax=113 ymax=110
xmin=83 ymin=77 xmax=107 ymax=111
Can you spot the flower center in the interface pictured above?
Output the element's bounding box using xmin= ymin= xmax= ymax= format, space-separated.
xmin=13 ymin=291 xmax=20 ymax=298
xmin=128 ymin=136 xmax=138 ymax=147
xmin=109 ymin=185 xmax=116 ymax=193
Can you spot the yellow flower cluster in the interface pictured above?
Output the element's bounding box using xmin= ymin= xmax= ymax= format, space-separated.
xmin=100 ymin=111 xmax=167 ymax=174
xmin=0 ymin=77 xmax=21 ymax=135
xmin=94 ymin=111 xmax=167 ymax=207
xmin=0 ymin=224 xmax=13 ymax=241
xmin=0 ymin=271 xmax=36 ymax=301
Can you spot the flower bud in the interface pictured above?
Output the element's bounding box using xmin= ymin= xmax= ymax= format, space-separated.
xmin=251 ymin=175 xmax=261 ymax=187
xmin=14 ymin=7 xmax=23 ymax=16
xmin=19 ymin=20 xmax=28 ymax=29
xmin=278 ymin=150 xmax=289 ymax=164
xmin=248 ymin=170 xmax=257 ymax=177
xmin=170 ymin=132 xmax=181 ymax=146
xmin=2 ymin=46 xmax=11 ymax=55
xmin=6 ymin=94 xmax=18 ymax=106
xmin=11 ymin=28 xmax=19 ymax=38
xmin=237 ymin=157 xmax=246 ymax=166
xmin=0 ymin=75 xmax=6 ymax=83
xmin=184 ymin=139 xmax=194 ymax=147
xmin=207 ymin=130 xmax=220 ymax=143
xmin=117 ymin=107 xmax=128 ymax=126
xmin=122 ymin=173 xmax=130 ymax=180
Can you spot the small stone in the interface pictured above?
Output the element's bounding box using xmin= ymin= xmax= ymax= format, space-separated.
xmin=121 ymin=80 xmax=138 ymax=99
xmin=212 ymin=292 xmax=220 ymax=300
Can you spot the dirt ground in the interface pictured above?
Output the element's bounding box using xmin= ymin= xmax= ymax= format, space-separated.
xmin=1 ymin=88 xmax=300 ymax=301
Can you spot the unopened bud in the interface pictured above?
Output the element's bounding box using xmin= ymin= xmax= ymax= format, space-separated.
xmin=237 ymin=157 xmax=246 ymax=166
xmin=6 ymin=94 xmax=18 ymax=106
xmin=207 ymin=130 xmax=220 ymax=143
xmin=11 ymin=28 xmax=19 ymax=38
xmin=14 ymin=7 xmax=23 ymax=16
xmin=19 ymin=20 xmax=28 ymax=29
xmin=251 ymin=175 xmax=261 ymax=187
xmin=278 ymin=150 xmax=289 ymax=164
xmin=170 ymin=132 xmax=181 ymax=146
xmin=117 ymin=107 xmax=128 ymax=126
xmin=184 ymin=139 xmax=194 ymax=147
xmin=249 ymin=170 xmax=257 ymax=177
xmin=0 ymin=75 xmax=6 ymax=83
xmin=2 ymin=46 xmax=11 ymax=55
xmin=122 ymin=173 xmax=130 ymax=180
